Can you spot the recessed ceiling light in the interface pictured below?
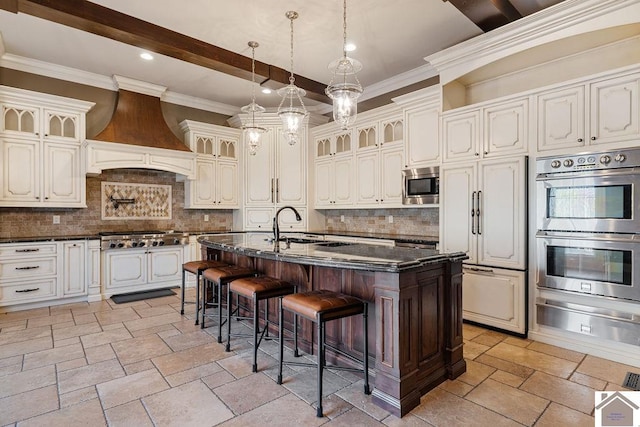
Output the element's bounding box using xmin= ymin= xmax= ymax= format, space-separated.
xmin=140 ymin=52 xmax=154 ymax=60
xmin=261 ymin=88 xmax=272 ymax=94
xmin=344 ymin=43 xmax=356 ymax=52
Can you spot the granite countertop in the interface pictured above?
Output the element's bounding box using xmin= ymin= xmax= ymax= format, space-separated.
xmin=0 ymin=230 xmax=439 ymax=246
xmin=198 ymin=233 xmax=464 ymax=273
xmin=0 ymin=235 xmax=101 ymax=244
xmin=307 ymin=230 xmax=439 ymax=245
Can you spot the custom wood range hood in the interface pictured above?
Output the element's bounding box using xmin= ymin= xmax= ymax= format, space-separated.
xmin=85 ymin=76 xmax=197 ymax=179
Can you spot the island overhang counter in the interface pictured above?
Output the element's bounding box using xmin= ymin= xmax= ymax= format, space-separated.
xmin=198 ymin=233 xmax=468 ymax=417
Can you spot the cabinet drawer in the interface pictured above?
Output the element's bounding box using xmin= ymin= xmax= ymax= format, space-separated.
xmin=0 ymin=256 xmax=57 ymax=279
xmin=0 ymin=278 xmax=58 ymax=304
xmin=0 ymin=243 xmax=57 ymax=259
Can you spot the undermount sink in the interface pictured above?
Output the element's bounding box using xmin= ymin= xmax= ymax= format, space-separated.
xmin=285 ymin=237 xmax=321 ymax=244
xmin=314 ymin=241 xmax=353 ymax=247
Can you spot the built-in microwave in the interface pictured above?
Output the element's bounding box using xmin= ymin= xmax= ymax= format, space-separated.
xmin=402 ymin=166 xmax=439 ymax=205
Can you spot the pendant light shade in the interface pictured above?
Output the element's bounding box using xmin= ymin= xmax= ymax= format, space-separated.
xmin=277 ymin=11 xmax=308 ymax=146
xmin=326 ymin=0 xmax=363 ymax=130
xmin=241 ymin=41 xmax=267 ymax=155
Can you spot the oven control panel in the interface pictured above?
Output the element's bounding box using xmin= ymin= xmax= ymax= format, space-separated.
xmin=537 ymin=147 xmax=640 ymax=174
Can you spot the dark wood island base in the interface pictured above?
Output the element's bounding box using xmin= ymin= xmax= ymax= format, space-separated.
xmin=199 ymin=234 xmax=467 ymax=417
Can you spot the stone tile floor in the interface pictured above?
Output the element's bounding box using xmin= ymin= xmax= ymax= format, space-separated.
xmin=0 ymin=289 xmax=635 ymax=426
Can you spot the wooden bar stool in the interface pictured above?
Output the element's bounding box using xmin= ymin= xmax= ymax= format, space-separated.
xmin=226 ymin=276 xmax=296 ymax=373
xmin=277 ymin=289 xmax=370 ymax=418
xmin=201 ymin=265 xmax=258 ymax=343
xmin=181 ymin=260 xmax=228 ymax=325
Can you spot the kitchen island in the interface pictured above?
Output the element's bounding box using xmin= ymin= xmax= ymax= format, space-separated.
xmin=198 ymin=233 xmax=468 ymax=417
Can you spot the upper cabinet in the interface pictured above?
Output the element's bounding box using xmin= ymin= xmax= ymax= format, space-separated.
xmin=0 ymin=87 xmax=94 ymax=208
xmin=355 ymin=116 xmax=404 ymax=207
xmin=314 ymin=130 xmax=353 ymax=208
xmin=393 ymin=86 xmax=440 ymax=168
xmin=536 ymin=70 xmax=640 ymax=152
xmin=180 ymin=120 xmax=240 ymax=209
xmin=442 ymin=97 xmax=529 ymax=163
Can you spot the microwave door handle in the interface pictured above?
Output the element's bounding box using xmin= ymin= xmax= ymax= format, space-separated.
xmin=471 ymin=191 xmax=476 ymax=235
xmin=477 ymin=190 xmax=482 ymax=235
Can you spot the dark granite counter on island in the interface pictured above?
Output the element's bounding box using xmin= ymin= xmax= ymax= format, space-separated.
xmin=198 ymin=233 xmax=468 ymax=417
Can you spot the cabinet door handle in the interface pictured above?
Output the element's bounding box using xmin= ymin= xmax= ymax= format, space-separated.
xmin=15 ymin=266 xmax=40 ymax=270
xmin=476 ymin=191 xmax=482 ymax=235
xmin=271 ymin=178 xmax=274 ymax=203
xmin=463 ymin=266 xmax=494 ymax=273
xmin=15 ymin=288 xmax=40 ymax=293
xmin=15 ymin=248 xmax=39 ymax=253
xmin=276 ymin=179 xmax=280 ymax=204
xmin=471 ymin=191 xmax=476 ymax=235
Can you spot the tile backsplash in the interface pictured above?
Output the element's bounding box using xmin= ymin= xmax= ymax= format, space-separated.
xmin=0 ymin=169 xmax=232 ymax=239
xmin=102 ymin=182 xmax=172 ymax=220
xmin=324 ymin=208 xmax=439 ymax=237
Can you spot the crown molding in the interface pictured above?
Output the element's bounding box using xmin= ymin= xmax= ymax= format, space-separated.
xmin=392 ymin=86 xmax=440 ymax=107
xmin=426 ymin=0 xmax=640 ymax=84
xmin=361 ymin=63 xmax=439 ymax=102
xmin=0 ymin=53 xmax=116 ymax=90
xmin=113 ymin=75 xmax=166 ymax=97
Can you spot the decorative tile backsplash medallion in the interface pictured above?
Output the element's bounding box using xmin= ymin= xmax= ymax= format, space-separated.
xmin=102 ymin=182 xmax=172 ymax=220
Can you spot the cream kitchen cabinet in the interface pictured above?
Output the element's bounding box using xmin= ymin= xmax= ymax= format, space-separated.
xmin=0 ymin=239 xmax=97 ymax=307
xmin=0 ymin=87 xmax=93 ymax=208
xmin=442 ymin=98 xmax=528 ymax=163
xmin=102 ymin=246 xmax=184 ymax=297
xmin=242 ymin=116 xmax=309 ymax=231
xmin=62 ymin=241 xmax=86 ymax=297
xmin=355 ymin=118 xmax=404 ymax=207
xmin=1 ymin=138 xmax=82 ymax=206
xmin=243 ymin=206 xmax=308 ymax=232
xmin=180 ymin=120 xmax=239 ymax=208
xmin=392 ymin=86 xmax=441 ymax=168
xmin=314 ymin=130 xmax=353 ymax=208
xmin=537 ymin=70 xmax=640 ymax=151
xmin=441 ymin=157 xmax=527 ymax=334
xmin=441 ymin=157 xmax=527 ymax=270
xmin=245 ymin=127 xmax=306 ymax=207
xmin=462 ymin=266 xmax=526 ymax=334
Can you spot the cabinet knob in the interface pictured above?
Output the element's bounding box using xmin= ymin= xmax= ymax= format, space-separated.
xmin=591 ymin=136 xmax=596 ymax=141
xmin=475 ymin=152 xmax=479 ymax=157
xmin=484 ymin=151 xmax=488 ymax=155
xmin=44 ymin=197 xmax=49 ymax=200
xmin=577 ymin=138 xmax=583 ymax=142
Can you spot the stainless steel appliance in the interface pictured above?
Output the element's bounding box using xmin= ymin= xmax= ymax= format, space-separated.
xmin=536 ymin=148 xmax=640 ymax=233
xmin=536 ymin=147 xmax=640 ymax=346
xmin=99 ymin=231 xmax=188 ymax=251
xmin=402 ymin=166 xmax=439 ymax=205
xmin=537 ymin=230 xmax=640 ymax=302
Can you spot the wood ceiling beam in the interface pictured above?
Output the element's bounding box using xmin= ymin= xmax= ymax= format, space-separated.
xmin=1 ymin=0 xmax=331 ymax=103
xmin=446 ymin=0 xmax=523 ymax=32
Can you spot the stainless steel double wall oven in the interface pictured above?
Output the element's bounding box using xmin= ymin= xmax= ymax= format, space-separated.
xmin=535 ymin=147 xmax=640 ymax=346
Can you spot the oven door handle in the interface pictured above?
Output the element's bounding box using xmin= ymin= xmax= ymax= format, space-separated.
xmin=471 ymin=191 xmax=476 ymax=235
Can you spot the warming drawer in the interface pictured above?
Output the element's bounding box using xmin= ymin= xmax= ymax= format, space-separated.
xmin=537 ymin=299 xmax=640 ymax=347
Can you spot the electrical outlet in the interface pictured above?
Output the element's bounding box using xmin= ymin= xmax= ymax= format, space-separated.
xmin=340 ymin=215 xmax=345 ymax=223
xmin=388 ymin=215 xmax=393 ymax=224
xmin=52 ymin=215 xmax=60 ymax=224
xmin=204 ymin=214 xmax=210 ymax=222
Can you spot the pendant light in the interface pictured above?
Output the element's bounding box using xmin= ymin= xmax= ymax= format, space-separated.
xmin=277 ymin=11 xmax=308 ymax=146
xmin=326 ymin=0 xmax=363 ymax=130
xmin=241 ymin=41 xmax=267 ymax=156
